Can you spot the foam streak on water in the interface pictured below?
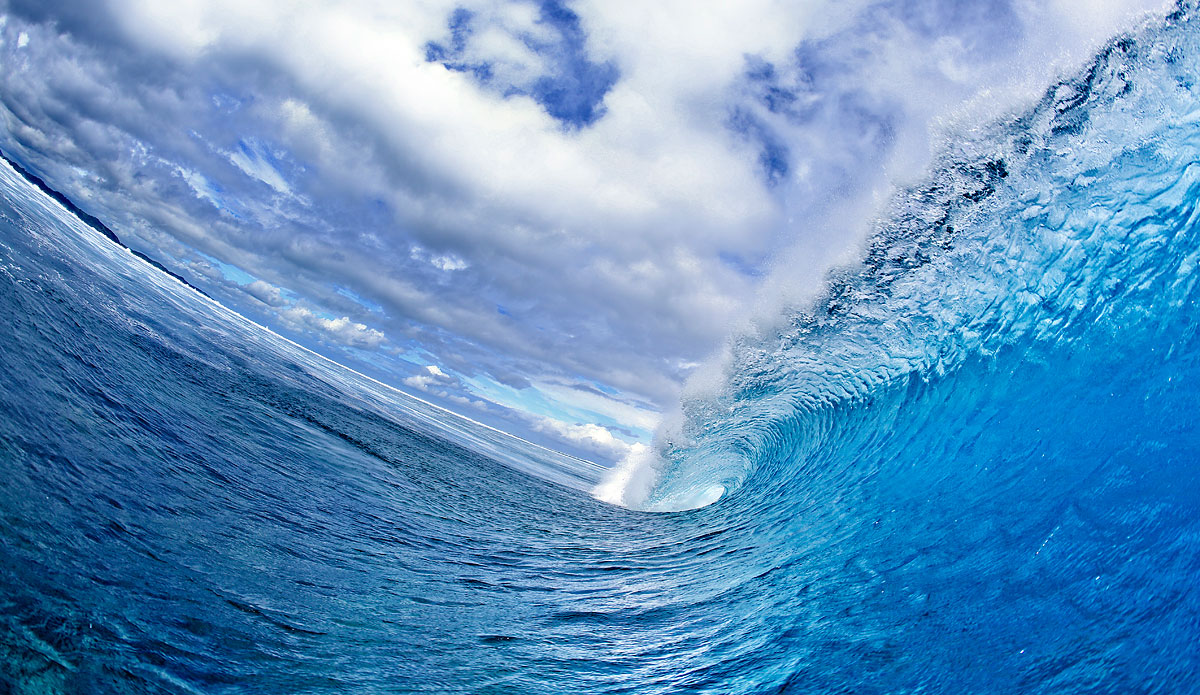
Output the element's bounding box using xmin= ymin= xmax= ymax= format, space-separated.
xmin=2 ymin=4 xmax=1200 ymax=694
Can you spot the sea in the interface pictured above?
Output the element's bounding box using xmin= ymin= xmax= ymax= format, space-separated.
xmin=2 ymin=6 xmax=1199 ymax=695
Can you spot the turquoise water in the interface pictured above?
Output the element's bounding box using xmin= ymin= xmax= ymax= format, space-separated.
xmin=2 ymin=7 xmax=1200 ymax=694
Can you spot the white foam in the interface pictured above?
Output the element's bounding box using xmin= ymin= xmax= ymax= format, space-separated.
xmin=592 ymin=442 xmax=658 ymax=508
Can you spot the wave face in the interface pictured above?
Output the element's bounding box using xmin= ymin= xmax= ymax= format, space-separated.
xmin=3 ymin=6 xmax=1200 ymax=695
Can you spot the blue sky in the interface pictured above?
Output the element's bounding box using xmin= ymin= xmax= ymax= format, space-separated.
xmin=0 ymin=0 xmax=1167 ymax=464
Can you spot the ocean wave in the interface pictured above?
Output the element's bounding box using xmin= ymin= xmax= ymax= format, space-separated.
xmin=610 ymin=2 xmax=1200 ymax=511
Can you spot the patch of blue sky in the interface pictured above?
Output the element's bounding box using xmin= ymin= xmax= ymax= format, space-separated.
xmin=424 ymin=8 xmax=489 ymax=80
xmin=466 ymin=375 xmax=575 ymax=419
xmin=727 ymin=106 xmax=790 ymax=187
xmin=193 ymin=250 xmax=259 ymax=286
xmin=742 ymin=54 xmax=816 ymax=122
xmin=309 ymin=306 xmax=342 ymax=322
xmin=718 ymin=250 xmax=768 ymax=278
xmin=735 ymin=47 xmax=897 ymax=188
xmin=524 ymin=0 xmax=618 ymax=127
xmin=425 ymin=1 xmax=618 ymax=128
xmin=335 ymin=286 xmax=385 ymax=314
xmin=383 ymin=344 xmax=444 ymax=373
xmin=464 ymin=374 xmax=651 ymax=441
xmin=588 ymin=380 xmax=619 ymax=396
xmin=533 ymin=380 xmax=658 ymax=436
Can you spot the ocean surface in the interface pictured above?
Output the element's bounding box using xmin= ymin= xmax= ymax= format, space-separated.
xmin=3 ymin=7 xmax=1200 ymax=695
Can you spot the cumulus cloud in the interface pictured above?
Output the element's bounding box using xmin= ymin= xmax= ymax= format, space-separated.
xmin=244 ymin=279 xmax=286 ymax=307
xmin=0 ymin=0 xmax=1172 ymax=456
xmin=278 ymin=305 xmax=385 ymax=349
xmin=403 ymin=364 xmax=460 ymax=393
xmin=410 ymin=244 xmax=469 ymax=272
xmin=533 ymin=417 xmax=636 ymax=462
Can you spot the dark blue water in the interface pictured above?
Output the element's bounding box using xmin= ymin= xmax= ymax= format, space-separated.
xmin=3 ymin=7 xmax=1200 ymax=695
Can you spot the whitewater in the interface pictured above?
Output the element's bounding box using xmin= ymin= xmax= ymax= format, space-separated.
xmin=2 ymin=4 xmax=1200 ymax=695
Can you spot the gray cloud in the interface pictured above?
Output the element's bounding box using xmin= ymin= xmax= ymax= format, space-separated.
xmin=244 ymin=279 xmax=286 ymax=307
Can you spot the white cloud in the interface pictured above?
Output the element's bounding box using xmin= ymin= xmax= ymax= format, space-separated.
xmin=410 ymin=245 xmax=469 ymax=272
xmin=403 ymin=364 xmax=458 ymax=392
xmin=430 ymin=254 xmax=468 ymax=272
xmin=244 ymin=279 xmax=286 ymax=307
xmin=175 ymin=166 xmax=226 ymax=210
xmin=533 ymin=417 xmax=635 ymax=462
xmin=533 ymin=380 xmax=659 ymax=434
xmin=279 ymin=305 xmax=385 ymax=349
xmin=225 ymin=137 xmax=292 ymax=196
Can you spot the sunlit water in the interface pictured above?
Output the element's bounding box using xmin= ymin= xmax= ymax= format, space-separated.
xmin=3 ymin=6 xmax=1200 ymax=694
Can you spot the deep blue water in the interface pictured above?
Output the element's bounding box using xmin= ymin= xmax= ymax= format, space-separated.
xmin=3 ymin=7 xmax=1200 ymax=695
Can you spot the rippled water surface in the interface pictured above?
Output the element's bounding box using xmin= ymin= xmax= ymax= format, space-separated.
xmin=3 ymin=7 xmax=1200 ymax=694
